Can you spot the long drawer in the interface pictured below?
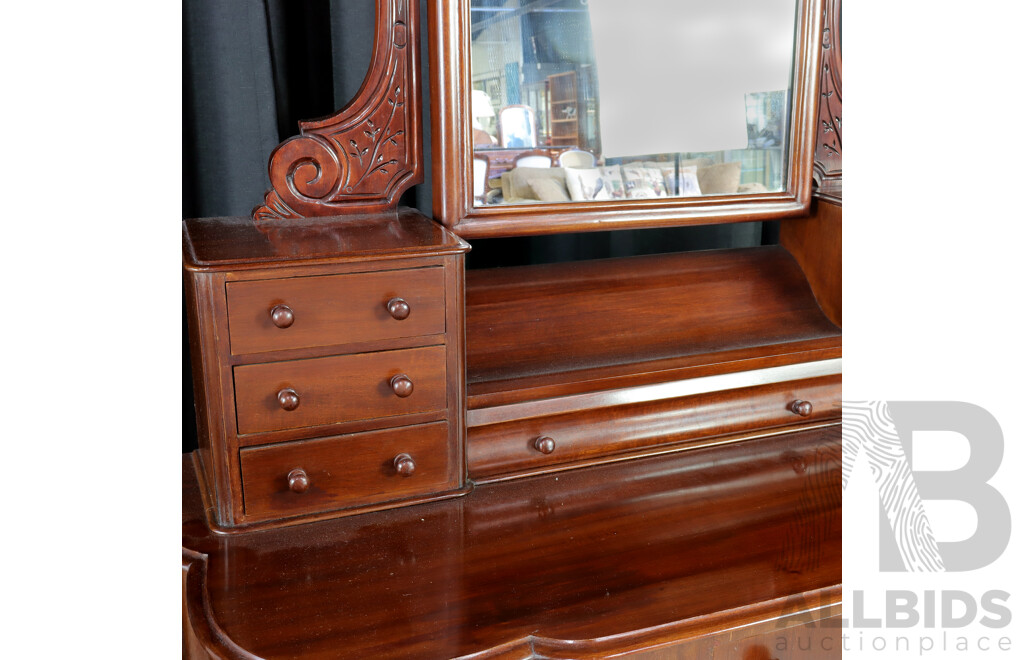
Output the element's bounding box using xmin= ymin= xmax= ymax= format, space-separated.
xmin=234 ymin=345 xmax=447 ymax=435
xmin=468 ymin=375 xmax=840 ymax=480
xmin=226 ymin=267 xmax=446 ymax=355
xmin=240 ymin=422 xmax=456 ymax=519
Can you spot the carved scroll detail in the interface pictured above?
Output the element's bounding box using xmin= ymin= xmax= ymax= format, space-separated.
xmin=813 ymin=0 xmax=842 ymax=186
xmin=253 ymin=0 xmax=421 ymax=223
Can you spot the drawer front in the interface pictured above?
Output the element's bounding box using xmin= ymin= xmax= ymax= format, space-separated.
xmin=226 ymin=267 xmax=446 ymax=355
xmin=469 ymin=375 xmax=840 ymax=480
xmin=240 ymin=422 xmax=456 ymax=519
xmin=234 ymin=346 xmax=447 ymax=435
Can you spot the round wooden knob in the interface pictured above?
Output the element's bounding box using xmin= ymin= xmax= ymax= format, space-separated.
xmin=790 ymin=400 xmax=813 ymax=416
xmin=270 ymin=304 xmax=295 ymax=328
xmin=386 ymin=298 xmax=411 ymax=320
xmin=394 ymin=453 xmax=416 ymax=476
xmin=534 ymin=436 xmax=556 ymax=454
xmin=390 ymin=374 xmax=414 ymax=398
xmin=277 ymin=388 xmax=300 ymax=411
xmin=287 ymin=468 xmax=309 ymax=493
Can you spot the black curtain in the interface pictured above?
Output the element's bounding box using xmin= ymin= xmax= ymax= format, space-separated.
xmin=182 ymin=0 xmax=775 ymax=452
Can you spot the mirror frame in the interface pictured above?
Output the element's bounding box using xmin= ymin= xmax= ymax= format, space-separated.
xmin=429 ymin=0 xmax=824 ymax=238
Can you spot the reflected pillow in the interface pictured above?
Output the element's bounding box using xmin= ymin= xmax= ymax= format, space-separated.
xmin=507 ymin=167 xmax=567 ymax=201
xmin=642 ymin=161 xmax=677 ymax=195
xmin=564 ymin=166 xmax=625 ymax=201
xmin=677 ymin=165 xmax=702 ymax=197
xmin=738 ymin=182 xmax=769 ymax=194
xmin=679 ymin=157 xmax=714 ymax=170
xmin=696 ymin=161 xmax=742 ymax=195
xmin=621 ymin=167 xmax=668 ymax=199
xmin=530 ymin=178 xmax=571 ymax=202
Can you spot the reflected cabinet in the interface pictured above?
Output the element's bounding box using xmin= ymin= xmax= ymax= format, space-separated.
xmin=183 ymin=0 xmax=842 ymax=657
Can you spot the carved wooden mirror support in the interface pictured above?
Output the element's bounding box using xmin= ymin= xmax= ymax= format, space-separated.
xmin=254 ymin=0 xmax=422 ymax=223
xmin=813 ymin=0 xmax=842 ymax=197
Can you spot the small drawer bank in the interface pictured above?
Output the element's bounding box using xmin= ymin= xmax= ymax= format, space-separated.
xmin=183 ymin=211 xmax=470 ymax=530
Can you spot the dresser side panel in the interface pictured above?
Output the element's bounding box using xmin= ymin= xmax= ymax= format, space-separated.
xmin=184 ymin=270 xmax=238 ymax=524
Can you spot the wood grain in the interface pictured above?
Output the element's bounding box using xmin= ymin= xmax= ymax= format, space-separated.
xmin=183 ymin=212 xmax=469 ymax=528
xmin=183 ymin=209 xmax=470 ymax=272
xmin=813 ymin=0 xmax=842 ymax=191
xmin=240 ymin=422 xmax=456 ymax=519
xmin=781 ymin=197 xmax=842 ymax=327
xmin=226 ymin=266 xmax=446 ymax=354
xmin=466 ymin=247 xmax=840 ymax=388
xmin=468 ymin=375 xmax=841 ymax=480
xmin=183 ymin=425 xmax=841 ymax=658
xmin=253 ymin=0 xmax=423 ymax=220
xmin=233 ymin=345 xmax=448 ymax=435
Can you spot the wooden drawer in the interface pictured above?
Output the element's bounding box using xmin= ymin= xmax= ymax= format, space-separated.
xmin=234 ymin=345 xmax=447 ymax=435
xmin=240 ymin=422 xmax=457 ymax=519
xmin=468 ymin=375 xmax=840 ymax=480
xmin=226 ymin=267 xmax=446 ymax=355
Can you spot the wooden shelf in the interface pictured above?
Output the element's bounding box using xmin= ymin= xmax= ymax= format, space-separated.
xmin=465 ymin=247 xmax=841 ymax=407
xmin=546 ymin=71 xmax=579 ymax=149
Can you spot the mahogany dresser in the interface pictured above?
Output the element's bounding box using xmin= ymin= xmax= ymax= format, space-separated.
xmin=183 ymin=0 xmax=843 ymax=656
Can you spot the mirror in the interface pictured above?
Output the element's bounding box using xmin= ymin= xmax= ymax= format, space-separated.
xmin=431 ymin=0 xmax=823 ymax=236
xmin=497 ymin=105 xmax=539 ymax=148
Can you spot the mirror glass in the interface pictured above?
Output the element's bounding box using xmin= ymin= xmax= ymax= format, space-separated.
xmin=469 ymin=0 xmax=798 ymax=207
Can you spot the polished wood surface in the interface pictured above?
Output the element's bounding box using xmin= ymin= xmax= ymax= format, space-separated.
xmin=184 ymin=211 xmax=470 ymax=528
xmin=465 ymin=247 xmax=840 ymax=395
xmin=184 ymin=1 xmax=841 ymax=651
xmin=184 ymin=425 xmax=840 ymax=659
xmin=233 ymin=345 xmax=447 ymax=434
xmin=781 ymin=197 xmax=842 ymax=327
xmin=387 ymin=296 xmax=412 ymax=320
xmin=184 ymin=209 xmax=469 ymax=271
xmin=469 ymin=375 xmax=840 ymax=481
xmin=225 ymin=266 xmax=446 ymax=354
xmin=253 ymin=0 xmax=423 ymax=221
xmin=428 ymin=0 xmax=824 ymax=237
xmin=239 ymin=422 xmax=456 ymax=520
xmin=813 ymin=0 xmax=842 ymax=196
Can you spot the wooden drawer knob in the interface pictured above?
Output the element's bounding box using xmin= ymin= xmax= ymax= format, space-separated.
xmin=390 ymin=374 xmax=414 ymax=398
xmin=386 ymin=297 xmax=411 ymax=320
xmin=789 ymin=399 xmax=813 ymax=416
xmin=277 ymin=388 xmax=300 ymax=411
xmin=534 ymin=436 xmax=556 ymax=454
xmin=270 ymin=304 xmax=295 ymax=328
xmin=287 ymin=468 xmax=309 ymax=493
xmin=394 ymin=453 xmax=416 ymax=476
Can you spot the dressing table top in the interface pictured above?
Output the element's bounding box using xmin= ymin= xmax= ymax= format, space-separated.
xmin=183 ymin=209 xmax=469 ymax=272
xmin=183 ymin=426 xmax=841 ymax=659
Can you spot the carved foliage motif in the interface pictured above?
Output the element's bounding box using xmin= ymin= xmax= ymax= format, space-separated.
xmin=814 ymin=0 xmax=842 ymax=182
xmin=254 ymin=0 xmax=421 ymax=223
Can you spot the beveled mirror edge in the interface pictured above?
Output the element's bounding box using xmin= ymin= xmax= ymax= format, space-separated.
xmin=429 ymin=0 xmax=824 ymax=238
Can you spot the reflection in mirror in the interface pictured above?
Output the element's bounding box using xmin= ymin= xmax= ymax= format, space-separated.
xmin=469 ymin=0 xmax=797 ymax=207
xmin=498 ymin=105 xmax=539 ymax=148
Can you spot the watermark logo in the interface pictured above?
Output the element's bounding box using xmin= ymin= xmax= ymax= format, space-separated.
xmin=768 ymin=401 xmax=1015 ymax=656
xmin=843 ymin=401 xmax=1011 ymax=571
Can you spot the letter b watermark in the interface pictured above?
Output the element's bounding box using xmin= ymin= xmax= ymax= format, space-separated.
xmin=843 ymin=401 xmax=1011 ymax=572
